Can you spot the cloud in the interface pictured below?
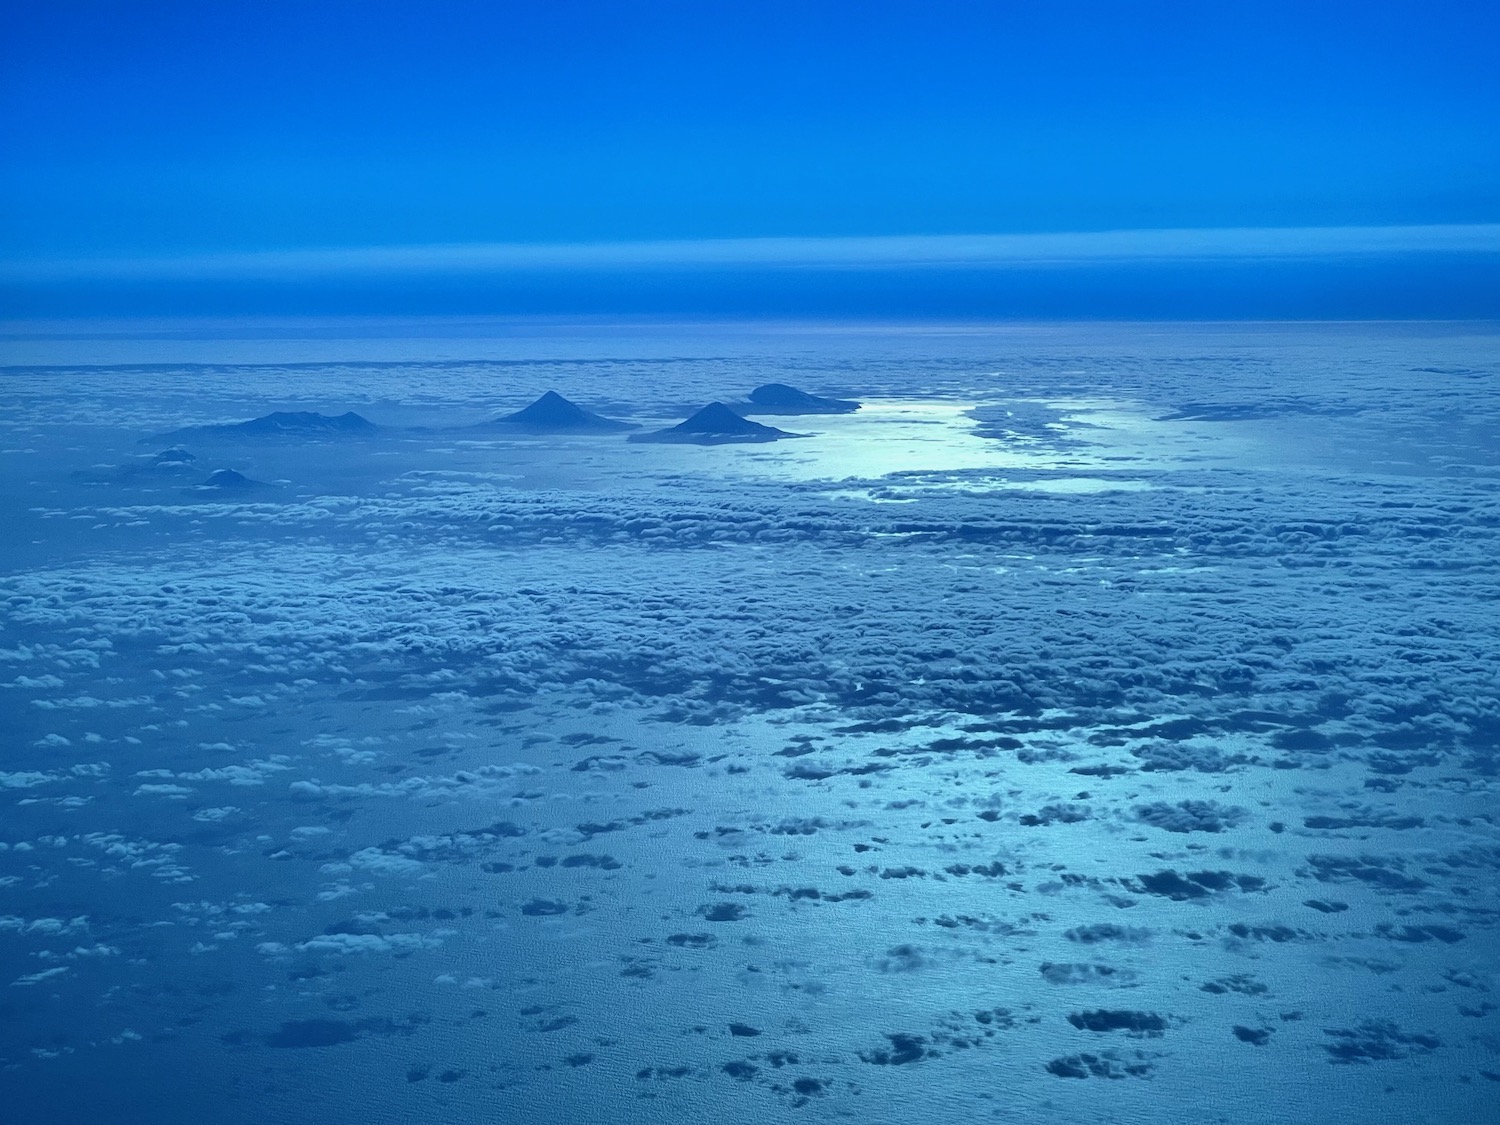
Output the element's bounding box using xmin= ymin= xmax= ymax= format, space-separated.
xmin=6 ymin=224 xmax=1499 ymax=284
xmin=132 ymin=783 xmax=194 ymax=798
xmin=1 ymin=324 xmax=1497 ymax=1116
xmin=0 ymin=916 xmax=90 ymax=936
xmin=292 ymin=931 xmax=445 ymax=955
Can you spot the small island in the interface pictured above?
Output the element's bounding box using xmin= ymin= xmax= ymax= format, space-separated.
xmin=629 ymin=402 xmax=806 ymax=445
xmin=482 ymin=391 xmax=637 ymax=433
xmin=741 ymin=383 xmax=860 ymax=415
xmin=160 ymin=411 xmax=377 ymax=440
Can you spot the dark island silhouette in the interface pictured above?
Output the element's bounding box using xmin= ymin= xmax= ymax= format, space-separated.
xmin=483 ymin=391 xmax=637 ymax=433
xmin=198 ymin=468 xmax=269 ymax=490
xmin=629 ymin=402 xmax=805 ymax=445
xmin=159 ymin=411 xmax=377 ymax=440
xmin=740 ymin=383 xmax=860 ymax=415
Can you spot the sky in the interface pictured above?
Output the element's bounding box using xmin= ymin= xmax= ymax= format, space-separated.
xmin=2 ymin=0 xmax=1498 ymax=317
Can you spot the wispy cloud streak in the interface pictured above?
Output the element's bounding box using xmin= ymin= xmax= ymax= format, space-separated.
xmin=8 ymin=224 xmax=1500 ymax=283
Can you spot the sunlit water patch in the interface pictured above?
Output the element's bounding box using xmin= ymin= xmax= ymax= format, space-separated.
xmin=671 ymin=396 xmax=1265 ymax=488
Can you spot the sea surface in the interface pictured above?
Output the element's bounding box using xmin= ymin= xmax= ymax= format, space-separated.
xmin=1 ymin=319 xmax=1497 ymax=1124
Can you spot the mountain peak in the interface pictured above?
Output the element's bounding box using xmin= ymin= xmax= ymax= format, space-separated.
xmin=159 ymin=410 xmax=378 ymax=441
xmin=240 ymin=411 xmax=376 ymax=434
xmin=199 ymin=468 xmax=267 ymax=489
xmin=743 ymin=383 xmax=860 ymax=415
xmin=677 ymin=402 xmax=765 ymax=433
xmin=488 ymin=391 xmax=636 ymax=432
xmin=630 ymin=401 xmax=803 ymax=444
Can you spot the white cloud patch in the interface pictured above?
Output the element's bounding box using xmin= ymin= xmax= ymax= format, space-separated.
xmin=291 ymin=932 xmax=446 ymax=955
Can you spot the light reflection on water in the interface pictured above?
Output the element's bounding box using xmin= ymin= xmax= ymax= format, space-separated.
xmin=691 ymin=397 xmax=1258 ymax=489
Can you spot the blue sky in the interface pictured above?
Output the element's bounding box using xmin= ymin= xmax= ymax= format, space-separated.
xmin=3 ymin=0 xmax=1498 ymax=316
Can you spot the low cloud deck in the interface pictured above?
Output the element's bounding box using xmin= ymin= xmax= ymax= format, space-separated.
xmin=0 ymin=320 xmax=1496 ymax=1125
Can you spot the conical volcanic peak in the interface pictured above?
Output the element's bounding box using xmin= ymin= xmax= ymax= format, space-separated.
xmin=743 ymin=383 xmax=860 ymax=415
xmin=675 ymin=402 xmax=770 ymax=434
xmin=198 ymin=468 xmax=269 ymax=490
xmin=629 ymin=401 xmax=805 ymax=444
xmin=486 ymin=391 xmax=637 ymax=432
xmin=160 ymin=411 xmax=377 ymax=440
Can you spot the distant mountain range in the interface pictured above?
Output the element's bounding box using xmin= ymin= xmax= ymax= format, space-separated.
xmin=148 ymin=385 xmax=856 ymax=450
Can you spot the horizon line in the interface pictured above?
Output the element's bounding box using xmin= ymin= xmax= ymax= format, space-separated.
xmin=7 ymin=223 xmax=1500 ymax=284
